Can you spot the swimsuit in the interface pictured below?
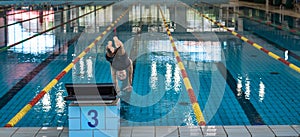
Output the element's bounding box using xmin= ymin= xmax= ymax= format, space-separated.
xmin=105 ymin=47 xmax=131 ymax=70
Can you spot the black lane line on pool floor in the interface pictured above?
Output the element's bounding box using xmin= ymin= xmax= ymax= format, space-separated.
xmin=0 ymin=33 xmax=81 ymax=110
xmin=215 ymin=62 xmax=266 ymax=125
xmin=170 ymin=32 xmax=265 ymax=125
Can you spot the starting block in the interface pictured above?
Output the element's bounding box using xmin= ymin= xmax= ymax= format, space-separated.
xmin=64 ymin=83 xmax=120 ymax=137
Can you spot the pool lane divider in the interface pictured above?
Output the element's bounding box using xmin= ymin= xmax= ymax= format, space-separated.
xmin=0 ymin=2 xmax=90 ymax=29
xmin=244 ymin=16 xmax=300 ymax=35
xmin=197 ymin=2 xmax=300 ymax=35
xmin=187 ymin=4 xmax=300 ymax=74
xmin=158 ymin=4 xmax=206 ymax=126
xmin=0 ymin=2 xmax=97 ymax=52
xmin=0 ymin=32 xmax=82 ymax=110
xmin=4 ymin=5 xmax=131 ymax=127
xmin=196 ymin=2 xmax=300 ymax=62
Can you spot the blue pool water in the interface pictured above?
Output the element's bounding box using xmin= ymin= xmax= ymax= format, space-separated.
xmin=0 ymin=3 xmax=300 ymax=127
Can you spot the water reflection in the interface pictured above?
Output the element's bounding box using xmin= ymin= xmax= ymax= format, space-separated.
xmin=174 ymin=65 xmax=181 ymax=92
xmin=55 ymin=82 xmax=66 ymax=114
xmin=150 ymin=61 xmax=158 ymax=90
xmin=86 ymin=57 xmax=93 ymax=79
xmin=41 ymin=92 xmax=51 ymax=112
xmin=165 ymin=63 xmax=172 ymax=91
xmin=7 ymin=22 xmax=55 ymax=55
xmin=236 ymin=74 xmax=266 ymax=102
xmin=6 ymin=10 xmax=55 ymax=55
xmin=55 ymin=90 xmax=66 ymax=113
xmin=244 ymin=75 xmax=251 ymax=100
xmin=236 ymin=75 xmax=242 ymax=97
xmin=259 ymin=79 xmax=265 ymax=102
xmin=183 ymin=111 xmax=194 ymax=126
xmin=148 ymin=40 xmax=221 ymax=63
xmin=79 ymin=57 xmax=85 ymax=78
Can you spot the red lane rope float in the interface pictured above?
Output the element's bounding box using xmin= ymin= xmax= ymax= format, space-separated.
xmin=4 ymin=6 xmax=131 ymax=127
xmin=114 ymin=27 xmax=117 ymax=36
xmin=157 ymin=4 xmax=206 ymax=126
xmin=185 ymin=3 xmax=300 ymax=74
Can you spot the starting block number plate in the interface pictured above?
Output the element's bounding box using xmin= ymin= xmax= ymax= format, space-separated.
xmin=81 ymin=107 xmax=105 ymax=129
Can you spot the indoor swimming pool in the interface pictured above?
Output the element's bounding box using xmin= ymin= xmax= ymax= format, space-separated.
xmin=0 ymin=0 xmax=300 ymax=128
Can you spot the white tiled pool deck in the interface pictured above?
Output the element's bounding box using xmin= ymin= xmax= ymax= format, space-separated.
xmin=0 ymin=125 xmax=299 ymax=137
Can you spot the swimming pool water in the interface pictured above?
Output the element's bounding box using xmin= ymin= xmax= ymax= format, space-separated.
xmin=0 ymin=3 xmax=300 ymax=127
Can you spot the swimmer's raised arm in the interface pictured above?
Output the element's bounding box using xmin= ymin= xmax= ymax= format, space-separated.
xmin=106 ymin=41 xmax=114 ymax=57
xmin=113 ymin=36 xmax=125 ymax=55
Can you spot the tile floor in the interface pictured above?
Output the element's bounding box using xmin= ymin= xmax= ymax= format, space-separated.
xmin=0 ymin=125 xmax=299 ymax=137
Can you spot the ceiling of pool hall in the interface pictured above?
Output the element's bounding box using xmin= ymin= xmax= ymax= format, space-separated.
xmin=0 ymin=0 xmax=230 ymax=6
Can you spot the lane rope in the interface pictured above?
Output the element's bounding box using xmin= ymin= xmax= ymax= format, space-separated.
xmin=158 ymin=4 xmax=206 ymax=126
xmin=186 ymin=3 xmax=300 ymax=73
xmin=4 ymin=5 xmax=131 ymax=127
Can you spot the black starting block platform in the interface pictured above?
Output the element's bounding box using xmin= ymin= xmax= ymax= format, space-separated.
xmin=64 ymin=83 xmax=117 ymax=102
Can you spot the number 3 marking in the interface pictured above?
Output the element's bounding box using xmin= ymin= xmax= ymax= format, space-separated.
xmin=87 ymin=110 xmax=98 ymax=127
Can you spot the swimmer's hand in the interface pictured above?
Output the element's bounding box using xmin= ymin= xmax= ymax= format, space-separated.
xmin=113 ymin=36 xmax=123 ymax=49
xmin=106 ymin=41 xmax=114 ymax=54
